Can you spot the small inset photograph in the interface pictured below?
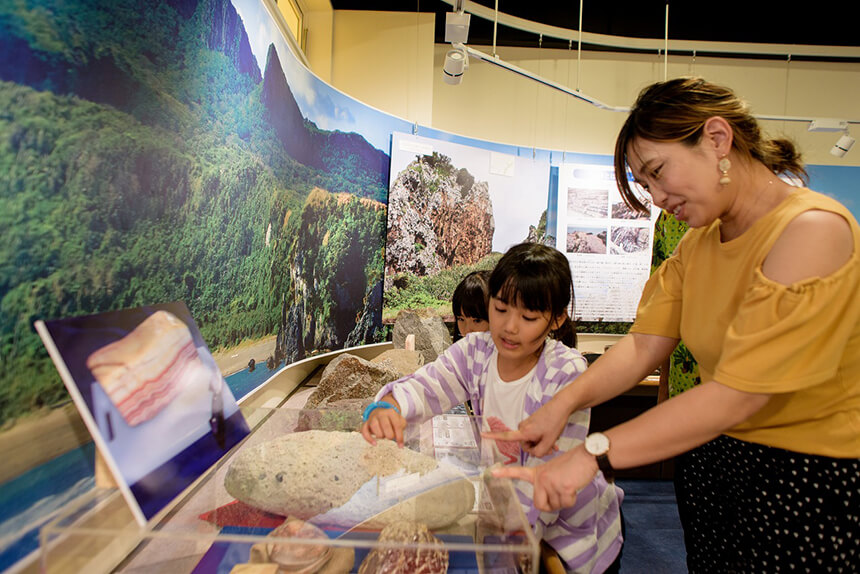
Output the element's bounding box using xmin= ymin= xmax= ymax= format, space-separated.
xmin=35 ymin=302 xmax=250 ymax=524
xmin=611 ymin=198 xmax=652 ymax=220
xmin=567 ymin=187 xmax=609 ymax=219
xmin=567 ymin=225 xmax=607 ymax=254
xmin=610 ymin=226 xmax=651 ymax=254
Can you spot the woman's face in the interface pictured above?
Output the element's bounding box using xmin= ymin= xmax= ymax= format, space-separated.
xmin=627 ymin=137 xmax=726 ymax=228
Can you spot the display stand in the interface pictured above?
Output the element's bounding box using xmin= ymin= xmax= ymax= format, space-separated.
xmin=39 ymin=407 xmax=539 ymax=573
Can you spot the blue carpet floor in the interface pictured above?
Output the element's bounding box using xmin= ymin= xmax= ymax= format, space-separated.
xmin=616 ymin=479 xmax=687 ymax=573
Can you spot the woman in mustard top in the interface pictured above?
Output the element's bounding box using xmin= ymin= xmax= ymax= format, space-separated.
xmin=487 ymin=77 xmax=860 ymax=572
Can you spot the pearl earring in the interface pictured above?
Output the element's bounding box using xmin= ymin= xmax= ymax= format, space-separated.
xmin=718 ymin=156 xmax=732 ymax=185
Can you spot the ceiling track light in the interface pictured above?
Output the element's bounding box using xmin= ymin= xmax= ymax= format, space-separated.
xmin=443 ymin=44 xmax=468 ymax=85
xmin=807 ymin=119 xmax=856 ymax=158
xmin=831 ymin=132 xmax=855 ymax=158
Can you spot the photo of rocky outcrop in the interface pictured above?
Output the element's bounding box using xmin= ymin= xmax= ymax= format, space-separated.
xmin=610 ymin=226 xmax=651 ymax=254
xmin=612 ymin=199 xmax=651 ymax=220
xmin=566 ymin=226 xmax=607 ymax=254
xmin=385 ymin=152 xmax=495 ymax=280
xmin=567 ymin=187 xmax=609 ymax=219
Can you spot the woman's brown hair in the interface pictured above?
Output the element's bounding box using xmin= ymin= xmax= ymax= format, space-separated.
xmin=614 ymin=77 xmax=808 ymax=212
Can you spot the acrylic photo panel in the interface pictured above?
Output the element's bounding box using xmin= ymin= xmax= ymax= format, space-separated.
xmin=35 ymin=302 xmax=250 ymax=525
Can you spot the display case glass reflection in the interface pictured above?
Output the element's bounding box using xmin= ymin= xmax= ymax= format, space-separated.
xmin=40 ymin=408 xmax=539 ymax=573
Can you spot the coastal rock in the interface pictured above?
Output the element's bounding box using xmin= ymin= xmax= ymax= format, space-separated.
xmin=304 ymin=353 xmax=401 ymax=409
xmin=357 ymin=521 xmax=449 ymax=574
xmin=223 ymin=430 xmax=475 ymax=529
xmin=385 ymin=152 xmax=494 ymax=280
xmin=392 ymin=311 xmax=451 ymax=363
xmin=566 ymin=230 xmax=607 ymax=254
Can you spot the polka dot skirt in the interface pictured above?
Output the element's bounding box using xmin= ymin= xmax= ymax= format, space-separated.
xmin=673 ymin=435 xmax=859 ymax=573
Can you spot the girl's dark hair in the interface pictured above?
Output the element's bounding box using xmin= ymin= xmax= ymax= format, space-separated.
xmin=614 ymin=77 xmax=808 ymax=212
xmin=488 ymin=242 xmax=577 ymax=348
xmin=452 ymin=270 xmax=491 ymax=321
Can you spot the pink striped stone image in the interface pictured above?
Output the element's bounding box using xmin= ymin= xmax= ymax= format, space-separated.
xmin=86 ymin=310 xmax=205 ymax=426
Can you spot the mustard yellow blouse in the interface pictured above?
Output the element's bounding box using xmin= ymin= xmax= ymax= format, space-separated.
xmin=632 ymin=188 xmax=860 ymax=457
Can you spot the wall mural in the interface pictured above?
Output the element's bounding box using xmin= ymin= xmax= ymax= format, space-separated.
xmin=1 ymin=0 xmax=858 ymax=567
xmin=0 ymin=0 xmax=409 ymax=430
xmin=0 ymin=0 xmax=409 ymax=565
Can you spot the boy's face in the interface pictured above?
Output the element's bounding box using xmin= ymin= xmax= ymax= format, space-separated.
xmin=456 ymin=315 xmax=488 ymax=336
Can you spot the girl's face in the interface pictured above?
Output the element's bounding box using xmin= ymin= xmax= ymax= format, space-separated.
xmin=488 ymin=296 xmax=558 ymax=378
xmin=456 ymin=315 xmax=488 ymax=336
xmin=627 ymin=137 xmax=727 ymax=228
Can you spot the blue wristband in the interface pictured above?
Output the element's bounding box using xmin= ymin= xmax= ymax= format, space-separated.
xmin=362 ymin=401 xmax=400 ymax=422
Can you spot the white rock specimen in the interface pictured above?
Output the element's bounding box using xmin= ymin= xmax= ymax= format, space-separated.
xmin=224 ymin=430 xmax=474 ymax=529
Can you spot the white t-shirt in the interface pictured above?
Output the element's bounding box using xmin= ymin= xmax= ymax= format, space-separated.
xmin=481 ymin=350 xmax=536 ymax=465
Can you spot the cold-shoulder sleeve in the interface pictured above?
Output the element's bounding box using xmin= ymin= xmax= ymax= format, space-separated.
xmin=629 ymin=253 xmax=684 ymax=338
xmin=715 ymin=262 xmax=860 ymax=393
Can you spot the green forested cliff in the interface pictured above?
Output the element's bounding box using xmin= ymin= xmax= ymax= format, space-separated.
xmin=0 ymin=0 xmax=389 ymax=424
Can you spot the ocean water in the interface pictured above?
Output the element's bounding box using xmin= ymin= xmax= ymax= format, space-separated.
xmin=0 ymin=365 xmax=277 ymax=572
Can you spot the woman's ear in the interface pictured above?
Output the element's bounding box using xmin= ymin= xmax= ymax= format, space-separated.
xmin=702 ymin=116 xmax=733 ymax=157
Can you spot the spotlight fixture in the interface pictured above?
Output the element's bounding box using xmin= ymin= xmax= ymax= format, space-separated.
xmin=831 ymin=132 xmax=855 ymax=158
xmin=443 ymin=46 xmax=468 ymax=85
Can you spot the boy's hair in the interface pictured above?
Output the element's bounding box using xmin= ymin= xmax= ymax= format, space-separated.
xmin=489 ymin=242 xmax=578 ymax=348
xmin=452 ymin=270 xmax=491 ymax=321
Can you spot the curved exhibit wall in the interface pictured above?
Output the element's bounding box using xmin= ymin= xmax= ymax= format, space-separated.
xmin=1 ymin=0 xmax=859 ymax=569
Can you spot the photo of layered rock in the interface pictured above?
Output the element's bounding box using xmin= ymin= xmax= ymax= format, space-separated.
xmin=612 ymin=199 xmax=652 ymax=220
xmin=567 ymin=187 xmax=609 ymax=219
xmin=610 ymin=226 xmax=651 ymax=254
xmin=566 ymin=226 xmax=608 ymax=254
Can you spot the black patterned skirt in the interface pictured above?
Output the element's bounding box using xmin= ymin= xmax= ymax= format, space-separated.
xmin=673 ymin=434 xmax=859 ymax=573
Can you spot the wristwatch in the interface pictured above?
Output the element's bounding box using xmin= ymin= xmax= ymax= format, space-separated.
xmin=584 ymin=432 xmax=615 ymax=482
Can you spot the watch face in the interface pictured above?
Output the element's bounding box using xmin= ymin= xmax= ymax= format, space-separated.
xmin=585 ymin=432 xmax=610 ymax=455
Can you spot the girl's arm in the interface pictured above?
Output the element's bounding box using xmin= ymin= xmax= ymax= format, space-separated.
xmin=496 ymin=380 xmax=771 ymax=511
xmin=360 ymin=393 xmax=406 ymax=446
xmin=485 ymin=332 xmax=677 ymax=456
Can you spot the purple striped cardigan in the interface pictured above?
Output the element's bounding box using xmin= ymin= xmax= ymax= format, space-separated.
xmin=376 ymin=332 xmax=624 ymax=573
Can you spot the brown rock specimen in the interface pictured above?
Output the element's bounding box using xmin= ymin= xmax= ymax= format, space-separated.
xmin=305 ymin=353 xmax=401 ymax=409
xmin=357 ymin=521 xmax=449 ymax=574
xmin=370 ymin=348 xmax=425 ymax=378
xmin=294 ymin=398 xmax=370 ymax=432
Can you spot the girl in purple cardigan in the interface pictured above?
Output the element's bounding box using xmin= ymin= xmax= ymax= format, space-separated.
xmin=361 ymin=242 xmax=624 ymax=574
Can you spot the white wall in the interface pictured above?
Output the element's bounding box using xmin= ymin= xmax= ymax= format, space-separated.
xmin=314 ymin=10 xmax=860 ymax=167
xmin=431 ymin=46 xmax=860 ymax=167
xmin=330 ymin=10 xmax=435 ymax=128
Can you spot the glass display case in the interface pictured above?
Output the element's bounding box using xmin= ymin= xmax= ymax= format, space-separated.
xmin=39 ymin=407 xmax=539 ymax=573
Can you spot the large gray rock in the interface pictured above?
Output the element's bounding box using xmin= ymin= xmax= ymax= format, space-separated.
xmin=392 ymin=311 xmax=451 ymax=363
xmin=223 ymin=430 xmax=475 ymax=529
xmin=305 ymin=353 xmax=401 ymax=409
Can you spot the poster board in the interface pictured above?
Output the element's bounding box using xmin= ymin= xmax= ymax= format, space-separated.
xmin=35 ymin=301 xmax=249 ymax=525
xmin=555 ymin=163 xmax=660 ymax=322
